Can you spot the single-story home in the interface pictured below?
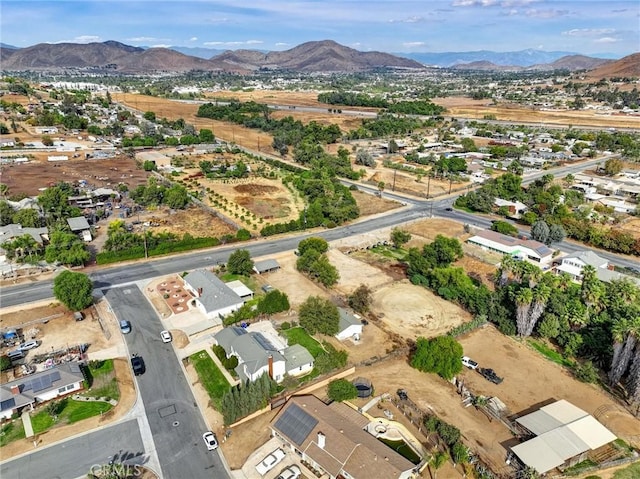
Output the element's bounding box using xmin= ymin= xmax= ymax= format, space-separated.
xmin=0 ymin=362 xmax=85 ymax=420
xmin=511 ymin=400 xmax=616 ymax=475
xmin=555 ymin=251 xmax=640 ymax=285
xmin=253 ymin=258 xmax=281 ymax=275
xmin=271 ymin=395 xmax=417 ymax=479
xmin=494 ymin=198 xmax=528 ymax=219
xmin=215 ymin=322 xmax=313 ymax=383
xmin=467 ymin=230 xmax=554 ymax=265
xmin=0 ymin=223 xmax=49 ymax=264
xmin=336 ymin=308 xmax=363 ymax=341
xmin=67 ymin=216 xmax=92 ymax=242
xmin=183 ymin=269 xmax=245 ymax=323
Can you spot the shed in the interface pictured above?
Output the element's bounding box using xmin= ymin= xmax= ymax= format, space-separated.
xmin=352 ymin=377 xmax=373 ymax=398
xmin=253 ymin=259 xmax=281 ymax=274
xmin=335 ymin=308 xmax=363 ymax=341
xmin=226 ymin=280 xmax=254 ymax=300
xmin=67 ymin=216 xmax=91 ymax=232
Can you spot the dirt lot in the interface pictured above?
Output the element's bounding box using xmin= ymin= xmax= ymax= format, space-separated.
xmin=327 ymin=248 xmax=395 ymax=296
xmin=619 ymin=217 xmax=640 ymax=239
xmin=132 ymin=204 xmax=237 ymax=239
xmin=458 ymin=326 xmax=640 ymax=444
xmin=0 ymin=156 xmax=150 ymax=197
xmin=372 ymin=281 xmax=471 ymax=339
xmin=433 ymin=97 xmax=640 ymax=130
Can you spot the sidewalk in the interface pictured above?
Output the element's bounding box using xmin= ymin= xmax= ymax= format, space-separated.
xmin=21 ymin=411 xmax=34 ymax=438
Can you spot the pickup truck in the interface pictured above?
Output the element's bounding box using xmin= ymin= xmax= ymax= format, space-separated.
xmin=256 ymin=448 xmax=286 ymax=476
xmin=478 ymin=367 xmax=503 ymax=385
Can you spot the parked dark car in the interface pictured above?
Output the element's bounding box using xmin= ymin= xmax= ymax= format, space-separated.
xmin=478 ymin=367 xmax=503 ymax=384
xmin=397 ymin=389 xmax=408 ymax=400
xmin=131 ymin=355 xmax=145 ymax=376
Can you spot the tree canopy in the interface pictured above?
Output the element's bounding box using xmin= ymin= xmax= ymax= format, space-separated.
xmin=227 ymin=249 xmax=254 ymax=276
xmin=411 ymin=336 xmax=463 ymax=380
xmin=53 ymin=270 xmax=94 ymax=311
xmin=327 ymin=379 xmax=359 ymax=402
xmin=299 ymin=296 xmax=340 ymax=335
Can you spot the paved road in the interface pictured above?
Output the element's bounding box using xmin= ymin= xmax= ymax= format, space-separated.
xmin=105 ymin=286 xmax=227 ymax=479
xmin=0 ymin=419 xmax=144 ymax=479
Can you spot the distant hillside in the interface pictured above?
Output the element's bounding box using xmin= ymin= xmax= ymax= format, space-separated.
xmin=169 ymin=46 xmax=226 ymax=60
xmin=209 ymin=40 xmax=424 ymax=72
xmin=452 ymin=61 xmax=522 ymax=72
xmin=399 ymin=49 xmax=582 ymax=67
xmin=451 ymin=54 xmax=611 ymax=72
xmin=0 ymin=43 xmax=19 ymax=50
xmin=586 ymin=53 xmax=640 ymax=78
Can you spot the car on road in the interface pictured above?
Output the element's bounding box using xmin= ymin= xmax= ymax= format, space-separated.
xmin=202 ymin=431 xmax=218 ymax=451
xmin=445 ymin=207 xmax=453 ymax=211
xmin=276 ymin=465 xmax=301 ymax=479
xmin=18 ymin=340 xmax=41 ymax=351
xmin=461 ymin=356 xmax=479 ymax=370
xmin=256 ymin=448 xmax=286 ymax=475
xmin=119 ymin=320 xmax=131 ymax=334
xmin=478 ymin=367 xmax=503 ymax=384
xmin=160 ymin=330 xmax=172 ymax=343
xmin=131 ymin=355 xmax=145 ymax=376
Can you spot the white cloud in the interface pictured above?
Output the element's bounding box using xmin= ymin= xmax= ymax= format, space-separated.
xmin=275 ymin=42 xmax=289 ymax=47
xmin=150 ymin=44 xmax=172 ymax=49
xmin=389 ymin=16 xmax=428 ymax=23
xmin=525 ymin=8 xmax=571 ymax=19
xmin=203 ymin=40 xmax=264 ymax=47
xmin=452 ymin=0 xmax=498 ymax=6
xmin=594 ymin=37 xmax=619 ymax=43
xmin=127 ymin=37 xmax=161 ymax=43
xmin=189 ymin=37 xmax=198 ymax=42
xmin=562 ymin=28 xmax=616 ymax=37
xmin=70 ymin=35 xmax=101 ymax=44
xmin=403 ymin=41 xmax=426 ymax=47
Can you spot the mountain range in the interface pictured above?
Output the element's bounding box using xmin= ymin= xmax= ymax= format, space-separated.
xmin=0 ymin=39 xmax=635 ymax=75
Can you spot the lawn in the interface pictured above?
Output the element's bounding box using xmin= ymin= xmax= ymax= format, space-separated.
xmin=0 ymin=420 xmax=26 ymax=447
xmin=83 ymin=359 xmax=119 ymax=401
xmin=282 ymin=327 xmax=325 ymax=358
xmin=527 ymin=339 xmax=576 ymax=368
xmin=30 ymin=398 xmax=113 ymax=435
xmin=190 ymin=350 xmax=232 ymax=407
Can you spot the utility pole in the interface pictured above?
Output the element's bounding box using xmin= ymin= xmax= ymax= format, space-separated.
xmin=426 ymin=174 xmax=431 ymax=199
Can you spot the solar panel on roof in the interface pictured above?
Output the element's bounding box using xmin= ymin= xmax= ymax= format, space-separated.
xmin=274 ymin=403 xmax=318 ymax=447
xmin=1 ymin=398 xmax=16 ymax=411
xmin=33 ymin=377 xmax=50 ymax=393
xmin=50 ymin=370 xmax=62 ymax=382
xmin=254 ymin=333 xmax=275 ymax=351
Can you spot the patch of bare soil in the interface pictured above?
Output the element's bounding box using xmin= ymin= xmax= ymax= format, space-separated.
xmin=219 ymin=409 xmax=279 ymax=470
xmin=372 ymin=281 xmax=471 ymax=339
xmin=0 ymin=157 xmax=149 ymax=197
xmin=351 ymin=190 xmax=401 ymax=216
xmin=233 ymin=184 xmax=279 ymax=195
xmin=326 ymin=248 xmax=394 ymax=296
xmin=454 ymin=256 xmax=498 ymax=288
xmin=403 ymin=218 xmax=467 ymax=242
xmin=140 ymin=205 xmax=237 ymax=238
xmin=458 ymin=326 xmax=640 ymax=445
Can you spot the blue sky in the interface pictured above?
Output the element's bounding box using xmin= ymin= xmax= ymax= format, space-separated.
xmin=1 ymin=1 xmax=638 ymax=56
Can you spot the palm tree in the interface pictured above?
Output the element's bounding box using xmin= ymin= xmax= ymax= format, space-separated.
xmin=626 ymin=347 xmax=640 ymax=405
xmin=524 ymin=284 xmax=552 ymax=337
xmin=609 ymin=318 xmax=638 ymax=386
xmin=429 ymin=451 xmax=448 ymax=479
xmin=515 ymin=288 xmax=533 ymax=337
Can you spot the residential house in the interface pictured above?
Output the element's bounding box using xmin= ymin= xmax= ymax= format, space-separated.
xmin=467 ymin=230 xmax=554 ymax=265
xmin=183 ymin=269 xmax=245 ymax=323
xmin=0 ymin=362 xmax=85 ymax=420
xmin=336 ymin=308 xmax=363 ymax=341
xmin=0 ymin=223 xmax=49 ymax=264
xmin=555 ymin=251 xmax=640 ymax=285
xmin=214 ymin=322 xmax=313 ymax=383
xmin=494 ymin=198 xmax=528 ymax=219
xmin=67 ymin=216 xmax=92 ymax=242
xmin=271 ymin=395 xmax=417 ymax=479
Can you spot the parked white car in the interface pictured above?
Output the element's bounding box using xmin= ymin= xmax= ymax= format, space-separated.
xmin=160 ymin=330 xmax=172 ymax=343
xmin=256 ymin=448 xmax=286 ymax=475
xmin=18 ymin=340 xmax=41 ymax=351
xmin=202 ymin=431 xmax=218 ymax=451
xmin=462 ymin=356 xmax=479 ymax=370
xmin=276 ymin=465 xmax=301 ymax=479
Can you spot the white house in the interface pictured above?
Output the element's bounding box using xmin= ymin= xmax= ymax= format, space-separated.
xmin=214 ymin=322 xmax=313 ymax=383
xmin=467 ymin=230 xmax=554 ymax=265
xmin=494 ymin=198 xmax=528 ymax=219
xmin=336 ymin=308 xmax=363 ymax=341
xmin=555 ymin=251 xmax=640 ymax=285
xmin=183 ymin=270 xmax=245 ymax=323
xmin=0 ymin=362 xmax=85 ymax=420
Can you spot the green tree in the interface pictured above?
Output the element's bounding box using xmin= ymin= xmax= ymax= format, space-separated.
xmin=423 ymin=235 xmax=464 ymax=268
xmin=298 ymin=237 xmax=328 ymax=256
xmin=548 ymin=224 xmax=566 ymax=244
xmin=0 ymin=200 xmax=15 ymax=226
xmin=411 ymin=336 xmax=463 ymax=380
xmin=429 ymin=451 xmax=448 ymax=479
xmin=53 ymin=270 xmax=93 ymax=311
xmin=355 ymin=149 xmax=375 ymax=167
xmin=299 ymin=296 xmax=340 ymax=335
xmin=327 ymin=379 xmax=358 ymax=402
xmin=163 ymin=184 xmax=190 ymax=209
xmin=451 ymin=441 xmax=468 ymax=467
xmin=603 ymin=158 xmax=623 ymax=176
xmin=460 ymin=137 xmax=477 ymax=152
xmin=0 ymin=355 xmax=11 ymax=371
xmin=531 ymin=220 xmax=550 ymax=244
xmin=390 ymin=228 xmax=412 ymax=248
xmin=257 ymin=290 xmax=290 ymax=314
xmin=143 ymin=111 xmax=156 ymax=122
xmin=45 ymin=231 xmax=90 ymax=266
xmin=227 ymin=249 xmax=254 ymax=276
xmin=199 ymin=128 xmax=215 ymax=142
xmin=348 ymin=284 xmax=372 ymax=314
xmin=491 ymin=220 xmax=518 ymax=237
xmin=41 ymin=135 xmax=54 ymax=147
xmin=142 ymin=160 xmax=157 ymax=171
xmin=308 ymin=255 xmax=339 ymax=287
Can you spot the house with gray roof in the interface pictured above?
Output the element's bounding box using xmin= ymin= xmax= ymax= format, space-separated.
xmin=336 ymin=308 xmax=363 ymax=341
xmin=467 ymin=230 xmax=554 ymax=265
xmin=555 ymin=251 xmax=640 ymax=285
xmin=67 ymin=216 xmax=92 ymax=242
xmin=183 ymin=269 xmax=245 ymax=323
xmin=0 ymin=223 xmax=49 ymax=265
xmin=253 ymin=258 xmax=281 ymax=274
xmin=214 ymin=323 xmax=313 ymax=383
xmin=0 ymin=362 xmax=85 ymax=420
